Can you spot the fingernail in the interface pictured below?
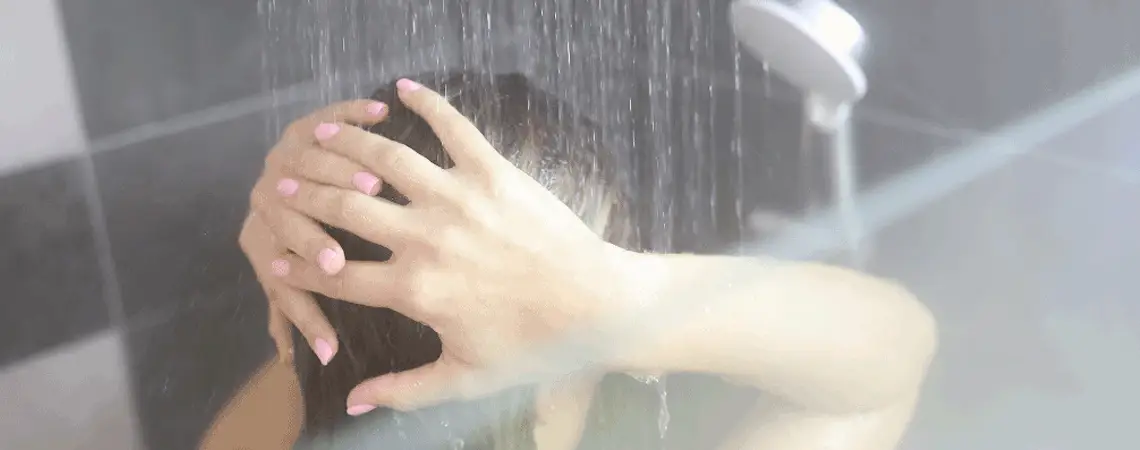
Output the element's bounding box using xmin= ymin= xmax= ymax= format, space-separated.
xmin=271 ymin=259 xmax=290 ymax=277
xmin=318 ymin=248 xmax=343 ymax=274
xmin=346 ymin=404 xmax=376 ymax=416
xmin=276 ymin=178 xmax=299 ymax=197
xmin=366 ymin=102 xmax=387 ymax=116
xmin=315 ymin=338 xmax=335 ymax=366
xmin=351 ymin=171 xmax=380 ymax=195
xmin=396 ymin=78 xmax=422 ymax=92
xmin=314 ymin=123 xmax=341 ymax=140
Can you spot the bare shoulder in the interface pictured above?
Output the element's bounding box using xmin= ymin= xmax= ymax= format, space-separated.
xmin=199 ymin=358 xmax=304 ymax=450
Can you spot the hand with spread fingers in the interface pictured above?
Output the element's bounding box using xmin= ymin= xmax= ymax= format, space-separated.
xmin=263 ymin=79 xmax=641 ymax=414
xmin=239 ymin=99 xmax=390 ymax=366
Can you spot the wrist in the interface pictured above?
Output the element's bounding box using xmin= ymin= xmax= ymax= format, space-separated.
xmin=592 ymin=247 xmax=676 ymax=374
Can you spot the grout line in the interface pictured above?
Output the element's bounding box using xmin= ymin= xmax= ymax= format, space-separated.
xmin=751 ymin=62 xmax=1140 ymax=260
xmin=854 ymin=106 xmax=982 ymax=141
xmin=75 ymin=151 xmax=128 ymax=330
xmin=1029 ymin=151 xmax=1140 ymax=186
xmin=87 ymin=80 xmax=320 ymax=155
xmin=83 ymin=54 xmax=474 ymax=157
xmin=75 ymin=151 xmax=149 ymax=450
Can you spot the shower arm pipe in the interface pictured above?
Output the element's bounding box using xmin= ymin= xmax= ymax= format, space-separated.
xmin=729 ymin=0 xmax=870 ymax=265
xmin=805 ymin=92 xmax=866 ymax=265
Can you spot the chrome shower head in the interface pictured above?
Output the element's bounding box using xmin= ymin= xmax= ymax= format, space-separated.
xmin=729 ymin=0 xmax=867 ymax=106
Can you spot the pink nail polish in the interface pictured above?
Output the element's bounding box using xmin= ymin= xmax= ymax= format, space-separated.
xmin=396 ymin=78 xmax=422 ymax=92
xmin=351 ymin=171 xmax=380 ymax=195
xmin=346 ymin=404 xmax=376 ymax=416
xmin=315 ymin=338 xmax=335 ymax=366
xmin=318 ymin=248 xmax=343 ymax=274
xmin=366 ymin=102 xmax=387 ymax=116
xmin=276 ymin=178 xmax=299 ymax=197
xmin=314 ymin=123 xmax=341 ymax=140
xmin=271 ymin=259 xmax=290 ymax=277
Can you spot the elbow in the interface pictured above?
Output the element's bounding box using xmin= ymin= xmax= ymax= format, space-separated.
xmin=858 ymin=282 xmax=939 ymax=411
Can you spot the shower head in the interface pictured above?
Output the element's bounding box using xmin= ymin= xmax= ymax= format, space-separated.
xmin=729 ymin=0 xmax=867 ymax=105
xmin=731 ymin=0 xmax=871 ymax=265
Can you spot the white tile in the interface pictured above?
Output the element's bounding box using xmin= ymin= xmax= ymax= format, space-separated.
xmin=0 ymin=331 xmax=140 ymax=450
xmin=0 ymin=0 xmax=87 ymax=176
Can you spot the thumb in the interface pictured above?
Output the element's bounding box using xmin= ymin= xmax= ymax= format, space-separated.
xmin=345 ymin=359 xmax=469 ymax=414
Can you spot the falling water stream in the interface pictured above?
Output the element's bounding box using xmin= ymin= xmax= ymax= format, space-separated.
xmin=259 ymin=0 xmax=792 ymax=448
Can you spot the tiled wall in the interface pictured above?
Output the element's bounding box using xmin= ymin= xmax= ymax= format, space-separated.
xmin=2 ymin=0 xmax=1140 ymax=449
xmin=0 ymin=1 xmax=87 ymax=175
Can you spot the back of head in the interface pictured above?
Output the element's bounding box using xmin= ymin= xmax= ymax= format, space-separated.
xmin=293 ymin=72 xmax=657 ymax=450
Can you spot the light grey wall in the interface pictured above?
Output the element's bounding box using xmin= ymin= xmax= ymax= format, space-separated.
xmin=0 ymin=1 xmax=87 ymax=176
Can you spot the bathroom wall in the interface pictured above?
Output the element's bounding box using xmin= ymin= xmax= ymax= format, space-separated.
xmin=2 ymin=0 xmax=1140 ymax=449
xmin=0 ymin=1 xmax=87 ymax=176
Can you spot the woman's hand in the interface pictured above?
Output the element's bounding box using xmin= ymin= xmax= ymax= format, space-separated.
xmin=265 ymin=79 xmax=642 ymax=414
xmin=239 ymin=99 xmax=390 ymax=365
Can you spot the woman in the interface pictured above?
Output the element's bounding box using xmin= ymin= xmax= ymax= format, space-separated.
xmin=202 ymin=72 xmax=938 ymax=450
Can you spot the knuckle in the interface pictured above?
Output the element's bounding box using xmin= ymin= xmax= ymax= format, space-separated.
xmin=402 ymin=270 xmax=446 ymax=315
xmin=248 ymin=186 xmax=266 ymax=210
xmin=298 ymin=182 xmax=324 ymax=209
xmin=329 ymin=189 xmax=365 ymax=225
xmin=300 ymin=185 xmax=346 ymax=221
xmin=298 ymin=149 xmax=334 ymax=179
xmin=287 ymin=309 xmax=317 ymax=334
xmin=238 ymin=228 xmax=254 ymax=253
xmin=368 ymin=143 xmax=411 ymax=174
xmin=449 ymin=193 xmax=490 ymax=226
xmin=284 ymin=119 xmax=308 ymax=139
xmin=320 ymin=273 xmax=347 ymax=299
xmin=350 ymin=99 xmax=374 ymax=114
xmin=391 ymin=267 xmax=430 ymax=305
xmin=262 ymin=284 xmax=281 ymax=304
xmin=483 ymin=172 xmax=514 ymax=198
xmin=426 ymin=225 xmax=461 ymax=260
xmin=264 ymin=150 xmax=284 ymax=170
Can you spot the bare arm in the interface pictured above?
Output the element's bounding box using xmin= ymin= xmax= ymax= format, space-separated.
xmin=609 ymin=253 xmax=936 ymax=449
xmin=718 ymin=394 xmax=919 ymax=450
xmin=199 ymin=358 xmax=303 ymax=450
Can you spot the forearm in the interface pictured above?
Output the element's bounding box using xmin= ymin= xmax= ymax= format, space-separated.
xmin=717 ymin=394 xmax=918 ymax=450
xmin=614 ymin=252 xmax=938 ymax=413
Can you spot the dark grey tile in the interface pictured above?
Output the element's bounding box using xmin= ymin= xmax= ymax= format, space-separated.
xmin=644 ymin=75 xmax=957 ymax=252
xmin=125 ymin=297 xmax=272 ymax=450
xmin=59 ymin=0 xmax=273 ymax=138
xmin=1050 ymin=1 xmax=1140 ymax=99
xmin=0 ymin=158 xmax=110 ymax=367
xmin=640 ymin=76 xmax=804 ymax=252
xmin=864 ymin=146 xmax=1140 ymax=448
xmin=624 ymin=0 xmax=801 ymax=103
xmin=59 ymin=0 xmax=469 ymax=139
xmin=850 ymin=0 xmax=1013 ymax=131
xmin=851 ymin=0 xmax=1140 ymax=133
xmin=853 ymin=113 xmax=961 ymax=189
xmin=91 ymin=108 xmax=296 ymax=321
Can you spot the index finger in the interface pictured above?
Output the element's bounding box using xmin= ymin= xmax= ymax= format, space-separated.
xmin=285 ymin=99 xmax=389 ymax=141
xmin=393 ymin=78 xmax=503 ymax=170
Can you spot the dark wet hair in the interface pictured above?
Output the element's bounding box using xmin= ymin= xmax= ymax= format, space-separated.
xmin=292 ymin=72 xmax=662 ymax=450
